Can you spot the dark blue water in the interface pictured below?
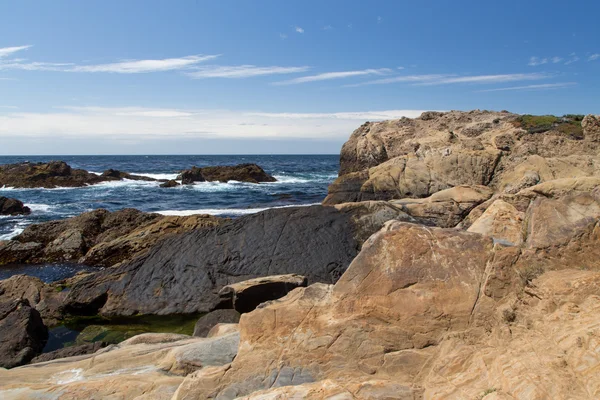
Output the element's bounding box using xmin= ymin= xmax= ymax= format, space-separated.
xmin=0 ymin=155 xmax=339 ymax=242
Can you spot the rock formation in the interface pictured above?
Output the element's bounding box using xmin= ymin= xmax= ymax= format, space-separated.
xmin=0 ymin=161 xmax=104 ymax=189
xmin=0 ymin=208 xmax=224 ymax=267
xmin=178 ymin=163 xmax=277 ymax=184
xmin=0 ymin=197 xmax=30 ymax=215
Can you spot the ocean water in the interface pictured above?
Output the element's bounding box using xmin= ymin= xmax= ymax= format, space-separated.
xmin=0 ymin=155 xmax=339 ymax=243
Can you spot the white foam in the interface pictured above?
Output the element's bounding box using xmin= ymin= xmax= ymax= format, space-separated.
xmin=272 ymin=175 xmax=310 ymax=184
xmin=89 ymin=179 xmax=160 ymax=189
xmin=155 ymin=203 xmax=320 ymax=217
xmin=130 ymin=172 xmax=179 ymax=180
xmin=0 ymin=225 xmax=25 ymax=240
xmin=25 ymin=203 xmax=53 ymax=212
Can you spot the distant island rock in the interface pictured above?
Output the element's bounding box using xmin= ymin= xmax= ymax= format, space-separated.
xmin=178 ymin=163 xmax=277 ymax=184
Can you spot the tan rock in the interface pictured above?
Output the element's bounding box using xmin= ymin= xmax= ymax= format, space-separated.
xmin=468 ymin=199 xmax=525 ymax=246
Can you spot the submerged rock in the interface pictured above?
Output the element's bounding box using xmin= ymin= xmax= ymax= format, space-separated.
xmin=178 ymin=163 xmax=277 ymax=184
xmin=159 ymin=179 xmax=180 ymax=188
xmin=0 ymin=197 xmax=31 ymax=216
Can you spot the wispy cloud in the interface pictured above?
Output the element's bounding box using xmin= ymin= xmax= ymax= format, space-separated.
xmin=279 ymin=33 xmax=288 ymax=40
xmin=528 ymin=56 xmax=548 ymax=66
xmin=295 ymin=26 xmax=304 ymax=34
xmin=323 ymin=25 xmax=333 ymax=30
xmin=347 ymin=72 xmax=552 ymax=87
xmin=0 ymin=45 xmax=32 ymax=58
xmin=476 ymin=82 xmax=577 ymax=92
xmin=565 ymin=53 xmax=579 ymax=65
xmin=186 ymin=65 xmax=310 ymax=79
xmin=589 ymin=53 xmax=600 ymax=61
xmin=551 ymin=56 xmax=563 ymax=63
xmin=274 ymin=68 xmax=392 ymax=85
xmin=71 ymin=55 xmax=218 ymax=73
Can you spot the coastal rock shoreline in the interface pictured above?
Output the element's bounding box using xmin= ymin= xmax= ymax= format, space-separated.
xmin=1 ymin=110 xmax=600 ymax=399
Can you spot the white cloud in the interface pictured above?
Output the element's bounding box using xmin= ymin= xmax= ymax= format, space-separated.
xmin=274 ymin=68 xmax=392 ymax=85
xmin=186 ymin=65 xmax=310 ymax=79
xmin=295 ymin=26 xmax=304 ymax=33
xmin=0 ymin=61 xmax=75 ymax=72
xmin=0 ymin=106 xmax=428 ymax=140
xmin=348 ymin=72 xmax=551 ymax=87
xmin=71 ymin=55 xmax=218 ymax=73
xmin=476 ymin=82 xmax=577 ymax=92
xmin=279 ymin=33 xmax=288 ymax=39
xmin=344 ymin=74 xmax=454 ymax=87
xmin=528 ymin=56 xmax=548 ymax=66
xmin=0 ymin=45 xmax=31 ymax=58
xmin=565 ymin=54 xmax=580 ymax=65
xmin=551 ymin=56 xmax=563 ymax=63
xmin=588 ymin=53 xmax=600 ymax=61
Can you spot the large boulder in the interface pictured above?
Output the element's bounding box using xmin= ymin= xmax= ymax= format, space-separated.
xmin=218 ymin=274 xmax=308 ymax=313
xmin=0 ymin=197 xmax=30 ymax=215
xmin=63 ymin=204 xmax=410 ymax=317
xmin=0 ymin=299 xmax=48 ymax=368
xmin=193 ymin=309 xmax=241 ymax=338
xmin=179 ymin=163 xmax=276 ymax=184
xmin=0 ymin=275 xmax=65 ymax=325
xmin=0 ymin=209 xmax=223 ymax=267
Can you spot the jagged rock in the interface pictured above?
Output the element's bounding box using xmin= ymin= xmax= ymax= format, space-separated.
xmin=582 ymin=114 xmax=600 ymax=141
xmin=0 ymin=197 xmax=30 ymax=215
xmin=159 ymin=179 xmax=179 ymax=188
xmin=390 ymin=185 xmax=494 ymax=227
xmin=0 ymin=209 xmax=223 ymax=267
xmin=0 ymin=161 xmax=104 ymax=189
xmin=326 ymin=111 xmax=600 ymax=205
xmin=100 ymin=169 xmax=158 ymax=181
xmin=178 ymin=163 xmax=276 ymax=184
xmin=30 ymin=341 xmax=107 ymax=364
xmin=218 ymin=274 xmax=308 ymax=313
xmin=0 ymin=299 xmax=48 ymax=368
xmin=193 ymin=309 xmax=241 ymax=337
xmin=0 ymin=275 xmax=65 ymax=325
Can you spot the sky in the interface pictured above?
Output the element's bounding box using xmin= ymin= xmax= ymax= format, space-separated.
xmin=0 ymin=0 xmax=599 ymax=155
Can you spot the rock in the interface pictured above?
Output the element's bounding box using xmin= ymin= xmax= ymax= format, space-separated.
xmin=0 ymin=275 xmax=65 ymax=325
xmin=193 ymin=310 xmax=241 ymax=337
xmin=390 ymin=185 xmax=494 ymax=227
xmin=0 ymin=299 xmax=48 ymax=368
xmin=582 ymin=114 xmax=600 ymax=141
xmin=207 ymin=323 xmax=239 ymax=338
xmin=178 ymin=163 xmax=276 ymax=184
xmin=0 ymin=197 xmax=30 ymax=215
xmin=0 ymin=209 xmax=223 ymax=267
xmin=63 ymin=205 xmax=361 ymax=316
xmin=0 ymin=161 xmax=104 ymax=188
xmin=326 ymin=110 xmax=600 ymax=206
xmin=467 ymin=199 xmax=525 ymax=246
xmin=218 ymin=274 xmax=308 ymax=313
xmin=159 ymin=179 xmax=179 ymax=188
xmin=30 ymin=341 xmax=107 ymax=364
xmin=100 ymin=169 xmax=158 ymax=181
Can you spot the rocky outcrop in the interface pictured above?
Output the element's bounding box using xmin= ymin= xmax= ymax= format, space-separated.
xmin=0 ymin=299 xmax=48 ymax=368
xmin=62 ymin=203 xmax=411 ymax=317
xmin=160 ymin=179 xmax=180 ymax=188
xmin=218 ymin=274 xmax=308 ymax=313
xmin=178 ymin=163 xmax=277 ymax=184
xmin=0 ymin=208 xmax=223 ymax=267
xmin=99 ymin=169 xmax=158 ymax=182
xmin=0 ymin=275 xmax=65 ymax=325
xmin=0 ymin=197 xmax=30 ymax=215
xmin=30 ymin=341 xmax=107 ymax=364
xmin=325 ymin=111 xmax=600 ymax=205
xmin=0 ymin=161 xmax=106 ymax=189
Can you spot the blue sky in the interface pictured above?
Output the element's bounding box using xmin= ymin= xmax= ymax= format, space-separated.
xmin=1 ymin=0 xmax=599 ymax=154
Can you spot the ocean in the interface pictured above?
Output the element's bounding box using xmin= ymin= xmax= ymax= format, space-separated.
xmin=0 ymin=154 xmax=339 ymax=261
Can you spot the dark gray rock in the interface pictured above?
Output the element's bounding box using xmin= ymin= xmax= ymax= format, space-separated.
xmin=178 ymin=163 xmax=276 ymax=184
xmin=159 ymin=179 xmax=180 ymax=188
xmin=193 ymin=309 xmax=241 ymax=337
xmin=0 ymin=299 xmax=48 ymax=368
xmin=0 ymin=197 xmax=31 ymax=215
xmin=64 ymin=205 xmax=361 ymax=316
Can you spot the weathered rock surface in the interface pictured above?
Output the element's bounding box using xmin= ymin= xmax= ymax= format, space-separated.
xmin=218 ymin=274 xmax=308 ymax=313
xmin=0 ymin=197 xmax=30 ymax=215
xmin=179 ymin=163 xmax=277 ymax=184
xmin=0 ymin=299 xmax=48 ymax=368
xmin=62 ymin=203 xmax=411 ymax=317
xmin=325 ymin=111 xmax=600 ymax=205
xmin=0 ymin=275 xmax=65 ymax=325
xmin=99 ymin=168 xmax=159 ymax=182
xmin=193 ymin=309 xmax=241 ymax=337
xmin=160 ymin=179 xmax=180 ymax=188
xmin=0 ymin=208 xmax=223 ymax=267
